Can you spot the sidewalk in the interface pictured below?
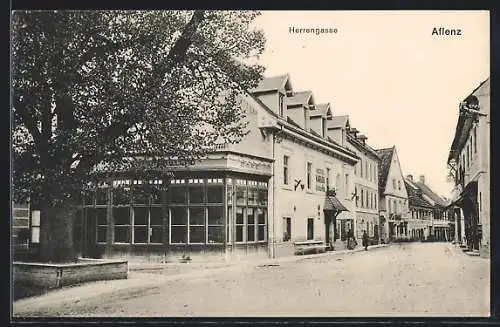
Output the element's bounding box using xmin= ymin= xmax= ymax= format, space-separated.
xmin=13 ymin=243 xmax=389 ymax=315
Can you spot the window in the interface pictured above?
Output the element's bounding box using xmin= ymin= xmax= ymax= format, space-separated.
xmin=392 ymin=179 xmax=396 ymax=189
xmin=283 ymin=217 xmax=291 ymax=241
xmin=171 ymin=207 xmax=187 ymax=243
xmin=361 ymin=189 xmax=364 ymax=208
xmin=335 ymin=174 xmax=341 ymax=197
xmin=257 ymin=208 xmax=267 ymax=241
xmin=307 ymin=218 xmax=314 ymax=240
xmin=398 ymin=180 xmax=401 ymax=191
xmin=345 ymin=174 xmax=349 ymax=198
xmin=474 ymin=127 xmax=477 ymax=153
xmin=326 ymin=168 xmax=331 ymax=190
xmin=96 ymin=188 xmax=108 ymax=205
xmin=283 ymin=155 xmax=290 ymax=185
xmin=207 ymin=206 xmax=224 ymax=243
xmin=236 ymin=207 xmax=245 ymax=242
xmin=354 ymin=162 xmax=357 ymax=175
xmin=188 ymin=207 xmax=205 ymax=243
xmin=133 ymin=207 xmax=149 ymax=243
xmin=355 ymin=187 xmax=359 ymax=207
xmin=307 ymin=162 xmax=312 ymax=190
xmin=247 ymin=208 xmax=256 ymax=242
xmin=188 ymin=179 xmax=204 ymax=204
xmin=31 ymin=210 xmax=41 ymax=244
xmin=368 ymin=163 xmax=371 ymax=181
xmin=365 ymin=161 xmax=368 ymax=179
xmin=360 ymin=159 xmax=364 ymax=178
xmin=114 ymin=207 xmax=130 ymax=243
xmin=279 ymin=93 xmax=284 ymax=117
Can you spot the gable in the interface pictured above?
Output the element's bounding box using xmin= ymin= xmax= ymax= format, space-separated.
xmin=383 ymin=148 xmax=408 ymax=199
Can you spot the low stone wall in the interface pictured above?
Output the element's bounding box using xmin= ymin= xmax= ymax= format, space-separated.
xmin=13 ymin=259 xmax=128 ymax=289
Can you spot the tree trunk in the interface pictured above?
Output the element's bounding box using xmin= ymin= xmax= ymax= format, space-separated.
xmin=39 ymin=202 xmax=78 ymax=263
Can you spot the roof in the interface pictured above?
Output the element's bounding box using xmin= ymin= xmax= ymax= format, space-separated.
xmin=310 ymin=103 xmax=331 ymax=117
xmin=324 ymin=195 xmax=349 ymax=212
xmin=404 ymin=180 xmax=434 ymax=209
xmin=346 ymin=133 xmax=380 ymax=160
xmin=414 ymin=181 xmax=448 ymax=207
xmin=250 ymin=74 xmax=289 ymax=92
xmin=375 ymin=147 xmax=395 ymax=191
xmin=285 ymin=90 xmax=313 ymax=106
xmin=327 ymin=115 xmax=349 ymax=129
xmin=447 ymin=77 xmax=490 ymax=163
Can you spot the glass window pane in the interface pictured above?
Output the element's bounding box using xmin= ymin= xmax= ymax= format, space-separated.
xmin=150 ymin=207 xmax=163 ymax=225
xmin=134 ymin=207 xmax=149 ymax=225
xmin=115 ymin=226 xmax=130 ymax=243
xmin=236 ymin=207 xmax=244 ymax=224
xmin=208 ymin=206 xmax=224 ymax=225
xmin=236 ymin=187 xmax=246 ymax=206
xmin=170 ymin=187 xmax=186 ymax=204
xmin=247 ymin=225 xmax=255 ymax=242
xmin=189 ymin=186 xmax=204 ymax=204
xmin=258 ymin=225 xmax=266 ymax=241
xmin=236 ymin=225 xmax=244 ymax=242
xmin=189 ymin=226 xmax=205 ymax=243
xmin=258 ymin=190 xmax=268 ymax=206
xmin=132 ymin=187 xmax=149 ymax=205
xmin=227 ymin=186 xmax=233 ymax=205
xmin=247 ymin=208 xmax=255 ymax=225
xmin=208 ymin=226 xmax=224 ymax=243
xmin=257 ymin=208 xmax=266 ymax=225
xmin=134 ymin=226 xmax=148 ymax=243
xmin=114 ymin=207 xmax=130 ymax=225
xmin=207 ymin=186 xmax=223 ymax=203
xmin=84 ymin=192 xmax=94 ymax=205
xmin=97 ymin=226 xmax=107 ymax=243
xmin=171 ymin=207 xmax=187 ymax=225
xmin=247 ymin=189 xmax=257 ymax=205
xmin=189 ymin=207 xmax=205 ymax=225
xmin=96 ymin=208 xmax=108 ymax=225
xmin=171 ymin=226 xmax=187 ymax=243
xmin=31 ymin=226 xmax=40 ymax=243
xmin=113 ymin=188 xmax=130 ymax=205
xmin=96 ymin=188 xmax=108 ymax=205
xmin=151 ymin=187 xmax=162 ymax=204
xmin=150 ymin=226 xmax=163 ymax=243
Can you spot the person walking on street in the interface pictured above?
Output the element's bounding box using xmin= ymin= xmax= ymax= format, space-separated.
xmin=362 ymin=230 xmax=369 ymax=251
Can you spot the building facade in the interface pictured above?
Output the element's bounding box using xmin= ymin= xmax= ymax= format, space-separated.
xmin=376 ymin=146 xmax=410 ymax=243
xmin=345 ymin=129 xmax=381 ymax=245
xmin=447 ymin=78 xmax=490 ymax=258
xmin=413 ymin=175 xmax=452 ymax=241
xmin=404 ymin=176 xmax=435 ymax=240
xmin=75 ymin=74 xmax=359 ymax=262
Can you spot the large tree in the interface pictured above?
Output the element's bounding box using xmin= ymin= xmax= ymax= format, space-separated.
xmin=11 ymin=10 xmax=266 ymax=262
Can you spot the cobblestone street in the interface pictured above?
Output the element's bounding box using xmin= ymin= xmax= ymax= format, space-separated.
xmin=13 ymin=242 xmax=489 ymax=317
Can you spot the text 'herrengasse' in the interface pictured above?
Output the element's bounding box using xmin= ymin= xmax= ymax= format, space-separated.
xmin=432 ymin=27 xmax=463 ymax=36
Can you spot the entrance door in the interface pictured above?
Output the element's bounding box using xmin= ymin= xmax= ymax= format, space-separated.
xmin=324 ymin=211 xmax=336 ymax=246
xmin=307 ymin=218 xmax=314 ymax=240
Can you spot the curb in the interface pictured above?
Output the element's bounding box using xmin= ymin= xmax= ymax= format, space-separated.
xmin=13 ymin=243 xmax=392 ymax=314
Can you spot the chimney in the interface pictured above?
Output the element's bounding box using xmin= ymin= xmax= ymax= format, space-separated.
xmin=358 ymin=135 xmax=367 ymax=145
xmin=419 ymin=175 xmax=425 ymax=184
xmin=407 ymin=174 xmax=413 ymax=181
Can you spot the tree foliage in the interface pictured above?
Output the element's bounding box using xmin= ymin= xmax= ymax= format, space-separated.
xmin=12 ymin=10 xmax=266 ymax=206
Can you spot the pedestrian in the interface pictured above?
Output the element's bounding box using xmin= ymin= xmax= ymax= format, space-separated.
xmin=362 ymin=230 xmax=369 ymax=251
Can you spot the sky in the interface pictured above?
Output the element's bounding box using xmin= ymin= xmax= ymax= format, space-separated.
xmin=252 ymin=10 xmax=489 ymax=198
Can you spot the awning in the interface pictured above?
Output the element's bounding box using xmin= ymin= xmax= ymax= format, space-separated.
xmin=446 ymin=181 xmax=478 ymax=209
xmin=324 ymin=195 xmax=349 ymax=212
